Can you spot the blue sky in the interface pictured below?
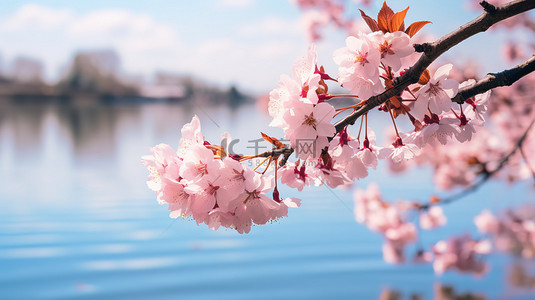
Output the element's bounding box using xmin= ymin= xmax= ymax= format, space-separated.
xmin=0 ymin=0 xmax=515 ymax=93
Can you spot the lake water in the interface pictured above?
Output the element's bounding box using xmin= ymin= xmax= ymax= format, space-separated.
xmin=0 ymin=101 xmax=534 ymax=299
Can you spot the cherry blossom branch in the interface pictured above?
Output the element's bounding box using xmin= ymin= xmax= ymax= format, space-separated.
xmin=452 ymin=55 xmax=535 ymax=103
xmin=267 ymin=0 xmax=535 ymax=166
xmin=335 ymin=0 xmax=535 ymax=133
xmin=519 ymin=146 xmax=535 ymax=180
xmin=420 ymin=117 xmax=535 ymax=210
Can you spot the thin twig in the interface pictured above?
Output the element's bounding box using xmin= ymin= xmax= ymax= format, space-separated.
xmin=519 ymin=145 xmax=535 ymax=180
xmin=452 ymin=55 xmax=535 ymax=103
xmin=420 ymin=118 xmax=535 ymax=210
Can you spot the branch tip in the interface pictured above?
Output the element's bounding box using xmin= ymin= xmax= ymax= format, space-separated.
xmin=480 ymin=1 xmax=497 ymax=14
xmin=414 ymin=43 xmax=433 ymax=53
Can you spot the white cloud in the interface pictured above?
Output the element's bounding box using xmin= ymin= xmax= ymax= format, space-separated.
xmin=1 ymin=4 xmax=74 ymax=31
xmin=0 ymin=3 xmax=312 ymax=92
xmin=181 ymin=35 xmax=307 ymax=92
xmin=66 ymin=9 xmax=181 ymax=72
xmin=0 ymin=4 xmax=181 ymax=79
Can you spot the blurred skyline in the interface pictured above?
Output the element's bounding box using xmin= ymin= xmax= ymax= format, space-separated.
xmin=0 ymin=0 xmax=517 ymax=93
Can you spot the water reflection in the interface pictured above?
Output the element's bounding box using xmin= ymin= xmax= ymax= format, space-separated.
xmin=509 ymin=262 xmax=535 ymax=288
xmin=379 ymin=285 xmax=486 ymax=300
xmin=0 ymin=101 xmax=534 ymax=299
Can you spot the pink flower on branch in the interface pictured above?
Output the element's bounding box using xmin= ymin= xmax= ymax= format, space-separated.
xmin=420 ymin=206 xmax=447 ymax=230
xmin=142 ymin=115 xmax=302 ymax=233
xmin=460 ymin=79 xmax=491 ymax=126
xmin=432 ymin=234 xmax=491 ymax=276
xmin=369 ymin=31 xmax=415 ymax=72
xmin=333 ymin=33 xmax=383 ymax=100
xmin=284 ymin=101 xmax=336 ymax=159
xmin=141 ymin=2 xmax=535 ymax=278
xmin=413 ymin=64 xmax=459 ymax=120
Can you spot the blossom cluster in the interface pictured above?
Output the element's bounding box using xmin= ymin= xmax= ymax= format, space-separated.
xmin=267 ymin=7 xmax=479 ymax=190
xmin=354 ymin=184 xmax=491 ymax=275
xmin=432 ymin=234 xmax=491 ymax=275
xmin=354 ymin=184 xmax=444 ymax=264
xmin=475 ymin=208 xmax=535 ymax=258
xmin=394 ymin=71 xmax=534 ymax=191
xmin=142 ymin=116 xmax=300 ymax=233
xmin=353 ymin=184 xmax=418 ymax=263
xmin=268 ymin=44 xmax=336 ymax=161
xmin=141 ymin=1 xmax=535 ymax=278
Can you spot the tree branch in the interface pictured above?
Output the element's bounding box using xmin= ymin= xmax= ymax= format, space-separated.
xmin=270 ymin=0 xmax=535 ymax=166
xmin=420 ymin=118 xmax=535 ymax=210
xmin=335 ymin=0 xmax=535 ymax=133
xmin=452 ymin=55 xmax=535 ymax=103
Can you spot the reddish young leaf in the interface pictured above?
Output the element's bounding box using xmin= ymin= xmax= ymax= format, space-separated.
xmin=261 ymin=132 xmax=285 ymax=149
xmin=359 ymin=9 xmax=380 ymax=32
xmin=418 ymin=69 xmax=431 ymax=85
xmin=318 ymin=79 xmax=328 ymax=95
xmin=392 ymin=103 xmax=410 ymax=118
xmin=377 ymin=1 xmax=394 ymax=33
xmin=405 ymin=21 xmax=432 ymax=37
xmin=389 ymin=96 xmax=402 ymax=108
xmin=430 ymin=195 xmax=442 ymax=204
xmin=317 ymin=66 xmax=329 ymax=94
xmin=384 ymin=78 xmax=394 ymax=89
xmin=391 ymin=7 xmax=409 ymax=32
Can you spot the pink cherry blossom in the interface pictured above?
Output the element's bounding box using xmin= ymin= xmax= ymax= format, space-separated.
xmin=378 ymin=137 xmax=420 ymax=164
xmin=177 ymin=115 xmax=204 ymax=157
xmin=143 ymin=116 xmax=304 ymax=233
xmin=452 ymin=112 xmax=477 ymax=143
xmin=284 ymin=101 xmax=336 ymax=159
xmin=353 ymin=183 xmax=382 ymax=224
xmin=354 ymin=184 xmax=418 ymax=264
xmin=355 ymin=131 xmax=379 ymax=169
xmin=369 ymin=31 xmax=415 ymax=72
xmin=268 ymin=74 xmax=300 ymax=129
xmin=432 ymin=234 xmax=490 ymax=276
xmin=420 ymin=206 xmax=447 ymax=230
xmin=300 ymin=9 xmax=330 ymax=42
xmin=240 ymin=174 xmax=283 ymax=225
xmin=159 ymin=177 xmax=191 ymax=216
xmin=413 ymin=250 xmax=433 ymax=263
xmin=268 ymin=45 xmax=322 ymax=132
xmin=421 ymin=114 xmax=460 ymax=146
xmin=474 ymin=210 xmax=501 ymax=234
xmin=339 ymin=72 xmax=384 ymax=100
xmin=142 ymin=143 xmax=181 ymax=192
xmin=309 ymin=154 xmax=351 ymax=188
xmin=333 ymin=33 xmax=384 ymax=99
xmin=460 ymin=79 xmax=491 ymax=126
xmin=179 ymin=144 xmax=221 ymax=182
xmin=413 ymin=64 xmax=459 ymax=120
xmin=279 ymin=161 xmax=313 ymax=191
xmin=383 ymin=241 xmax=405 ymax=264
xmin=385 ymin=222 xmax=417 ymax=246
xmin=293 ymin=44 xmax=321 ymax=105
xmin=502 ymin=42 xmax=526 ymax=62
xmin=328 ymin=127 xmax=359 ymax=163
xmin=334 ymin=33 xmax=381 ymax=78
xmin=344 ymin=154 xmax=368 ymax=180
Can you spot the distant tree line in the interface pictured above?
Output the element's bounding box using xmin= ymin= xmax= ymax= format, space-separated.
xmin=0 ymin=49 xmax=250 ymax=105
